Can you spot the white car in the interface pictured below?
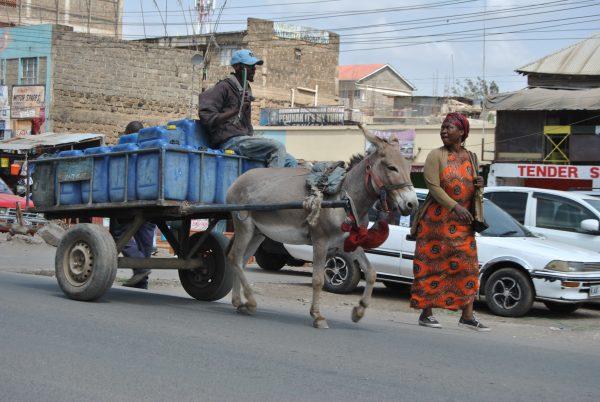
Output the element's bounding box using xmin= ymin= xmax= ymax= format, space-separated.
xmin=267 ymin=189 xmax=600 ymax=317
xmin=484 ymin=187 xmax=600 ymax=253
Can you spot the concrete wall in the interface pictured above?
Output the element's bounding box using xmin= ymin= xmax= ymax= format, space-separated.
xmin=0 ymin=0 xmax=123 ymax=38
xmin=256 ymin=121 xmax=495 ymax=164
xmin=50 ymin=27 xmax=197 ymax=141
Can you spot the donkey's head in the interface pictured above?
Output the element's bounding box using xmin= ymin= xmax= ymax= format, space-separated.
xmin=359 ymin=125 xmax=419 ymax=216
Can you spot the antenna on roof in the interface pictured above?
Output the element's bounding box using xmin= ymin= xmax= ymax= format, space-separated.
xmin=197 ymin=0 xmax=216 ymax=34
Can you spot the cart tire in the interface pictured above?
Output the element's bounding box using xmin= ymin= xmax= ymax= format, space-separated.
xmin=179 ymin=232 xmax=233 ymax=301
xmin=55 ymin=223 xmax=118 ymax=301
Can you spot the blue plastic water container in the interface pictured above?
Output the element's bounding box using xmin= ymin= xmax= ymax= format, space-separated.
xmin=109 ymin=143 xmax=138 ymax=202
xmin=168 ymin=119 xmax=210 ymax=150
xmin=242 ymin=157 xmax=267 ymax=173
xmin=137 ymin=140 xmax=189 ymax=201
xmin=188 ymin=148 xmax=218 ymax=203
xmin=118 ymin=133 xmax=138 ymax=144
xmin=57 ymin=150 xmax=84 ymax=205
xmin=137 ymin=125 xmax=186 ymax=146
xmin=215 ymin=151 xmax=240 ymax=204
xmin=81 ymin=146 xmax=111 ymax=203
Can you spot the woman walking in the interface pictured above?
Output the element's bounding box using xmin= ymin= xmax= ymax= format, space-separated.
xmin=410 ymin=112 xmax=490 ymax=331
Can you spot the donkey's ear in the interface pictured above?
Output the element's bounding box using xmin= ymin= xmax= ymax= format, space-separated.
xmin=358 ymin=123 xmax=385 ymax=149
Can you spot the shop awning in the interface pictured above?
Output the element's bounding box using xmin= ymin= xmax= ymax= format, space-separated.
xmin=485 ymin=87 xmax=600 ymax=111
xmin=0 ymin=133 xmax=105 ymax=152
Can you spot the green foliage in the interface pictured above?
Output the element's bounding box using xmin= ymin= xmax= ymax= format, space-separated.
xmin=451 ymin=77 xmax=499 ymax=99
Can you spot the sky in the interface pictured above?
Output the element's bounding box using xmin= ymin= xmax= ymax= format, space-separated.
xmin=122 ymin=0 xmax=600 ymax=96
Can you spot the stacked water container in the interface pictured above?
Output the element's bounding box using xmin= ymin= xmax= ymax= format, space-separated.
xmin=135 ymin=125 xmax=188 ymax=201
xmin=169 ymin=119 xmax=220 ymax=204
xmin=56 ymin=150 xmax=85 ymax=205
xmin=81 ymin=146 xmax=111 ymax=203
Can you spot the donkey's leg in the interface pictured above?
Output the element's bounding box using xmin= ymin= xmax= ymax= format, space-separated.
xmin=310 ymin=241 xmax=329 ymax=329
xmin=227 ymin=225 xmax=259 ymax=314
xmin=352 ymin=250 xmax=375 ymax=323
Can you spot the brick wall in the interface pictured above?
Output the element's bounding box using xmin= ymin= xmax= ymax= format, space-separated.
xmin=50 ymin=27 xmax=197 ymax=142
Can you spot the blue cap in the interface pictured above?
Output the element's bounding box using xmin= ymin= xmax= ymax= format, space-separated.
xmin=230 ymin=49 xmax=263 ymax=66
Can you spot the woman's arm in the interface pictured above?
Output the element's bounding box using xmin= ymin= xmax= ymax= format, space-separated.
xmin=423 ymin=150 xmax=457 ymax=211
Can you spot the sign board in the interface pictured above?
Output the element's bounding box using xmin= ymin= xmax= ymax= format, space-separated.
xmin=369 ymin=129 xmax=416 ymax=159
xmin=273 ymin=22 xmax=330 ymax=44
xmin=490 ymin=163 xmax=600 ymax=180
xmin=260 ymin=106 xmax=345 ymax=126
xmin=11 ymin=85 xmax=45 ymax=119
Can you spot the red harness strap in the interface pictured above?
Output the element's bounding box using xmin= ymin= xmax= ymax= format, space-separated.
xmin=341 ymin=160 xmax=391 ymax=253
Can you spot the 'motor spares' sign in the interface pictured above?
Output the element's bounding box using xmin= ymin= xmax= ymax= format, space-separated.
xmin=12 ymin=85 xmax=45 ymax=119
xmin=491 ymin=163 xmax=600 ymax=180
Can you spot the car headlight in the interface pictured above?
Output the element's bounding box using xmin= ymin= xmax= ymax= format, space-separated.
xmin=545 ymin=260 xmax=585 ymax=272
xmin=0 ymin=207 xmax=7 ymax=215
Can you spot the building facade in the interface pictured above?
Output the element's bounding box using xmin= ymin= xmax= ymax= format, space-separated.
xmin=0 ymin=0 xmax=123 ymax=38
xmin=139 ymin=18 xmax=341 ymax=115
xmin=337 ymin=64 xmax=415 ymax=123
xmin=486 ymin=34 xmax=600 ymax=190
xmin=0 ymin=24 xmax=197 ymax=141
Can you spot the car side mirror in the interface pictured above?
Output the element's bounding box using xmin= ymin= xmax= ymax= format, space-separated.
xmin=580 ymin=219 xmax=600 ymax=234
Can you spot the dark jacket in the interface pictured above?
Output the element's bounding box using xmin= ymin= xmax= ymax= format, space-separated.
xmin=198 ymin=75 xmax=253 ymax=148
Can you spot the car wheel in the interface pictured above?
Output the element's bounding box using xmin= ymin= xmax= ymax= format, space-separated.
xmin=543 ymin=301 xmax=581 ymax=314
xmin=254 ymin=244 xmax=287 ymax=271
xmin=323 ymin=253 xmax=361 ymax=294
xmin=484 ymin=268 xmax=534 ymax=317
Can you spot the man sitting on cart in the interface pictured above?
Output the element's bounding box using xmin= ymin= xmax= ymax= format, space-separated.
xmin=198 ymin=49 xmax=296 ymax=168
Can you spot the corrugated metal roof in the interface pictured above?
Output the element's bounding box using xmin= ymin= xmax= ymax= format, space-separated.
xmin=485 ymin=87 xmax=600 ymax=111
xmin=516 ymin=34 xmax=600 ymax=75
xmin=0 ymin=133 xmax=105 ymax=151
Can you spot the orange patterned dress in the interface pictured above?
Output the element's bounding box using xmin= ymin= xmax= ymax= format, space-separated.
xmin=410 ymin=151 xmax=479 ymax=310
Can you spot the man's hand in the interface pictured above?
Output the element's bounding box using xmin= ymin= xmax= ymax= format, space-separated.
xmin=452 ymin=204 xmax=474 ymax=224
xmin=474 ymin=176 xmax=484 ymax=189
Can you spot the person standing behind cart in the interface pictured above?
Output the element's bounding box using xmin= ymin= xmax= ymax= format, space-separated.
xmin=198 ymin=49 xmax=297 ymax=168
xmin=109 ymin=121 xmax=157 ymax=290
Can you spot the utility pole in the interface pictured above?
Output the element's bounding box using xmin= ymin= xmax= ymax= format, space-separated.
xmin=55 ymin=0 xmax=59 ymax=24
xmin=481 ymin=0 xmax=487 ymax=156
xmin=87 ymin=0 xmax=92 ymax=34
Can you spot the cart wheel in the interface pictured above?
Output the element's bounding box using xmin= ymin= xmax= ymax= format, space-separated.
xmin=55 ymin=223 xmax=118 ymax=301
xmin=179 ymin=232 xmax=233 ymax=301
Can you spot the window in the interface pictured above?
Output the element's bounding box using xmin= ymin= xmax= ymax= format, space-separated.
xmin=219 ymin=46 xmax=238 ymax=66
xmin=20 ymin=57 xmax=38 ymax=85
xmin=294 ymin=48 xmax=302 ymax=63
xmin=535 ymin=196 xmax=596 ymax=232
xmin=485 ymin=191 xmax=528 ymax=224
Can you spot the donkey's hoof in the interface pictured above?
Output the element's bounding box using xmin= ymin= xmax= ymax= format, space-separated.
xmin=313 ymin=317 xmax=329 ymax=329
xmin=237 ymin=303 xmax=257 ymax=315
xmin=351 ymin=305 xmax=365 ymax=323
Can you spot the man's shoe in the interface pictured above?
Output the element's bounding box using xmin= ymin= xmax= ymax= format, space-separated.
xmin=123 ymin=271 xmax=151 ymax=287
xmin=419 ymin=315 xmax=442 ymax=328
xmin=458 ymin=315 xmax=491 ymax=332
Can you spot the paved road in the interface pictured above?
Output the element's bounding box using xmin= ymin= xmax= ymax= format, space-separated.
xmin=1 ymin=272 xmax=599 ymax=402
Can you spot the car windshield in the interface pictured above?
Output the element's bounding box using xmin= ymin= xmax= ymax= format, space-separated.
xmin=584 ymin=199 xmax=600 ymax=215
xmin=0 ymin=178 xmax=13 ymax=195
xmin=480 ymin=199 xmax=534 ymax=237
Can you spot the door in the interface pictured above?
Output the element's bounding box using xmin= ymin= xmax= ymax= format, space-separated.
xmin=531 ymin=194 xmax=600 ymax=252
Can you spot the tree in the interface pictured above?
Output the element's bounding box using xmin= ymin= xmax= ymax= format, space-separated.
xmin=451 ymin=77 xmax=499 ymax=99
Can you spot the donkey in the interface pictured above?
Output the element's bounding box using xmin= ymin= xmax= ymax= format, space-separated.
xmin=225 ymin=126 xmax=418 ymax=328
